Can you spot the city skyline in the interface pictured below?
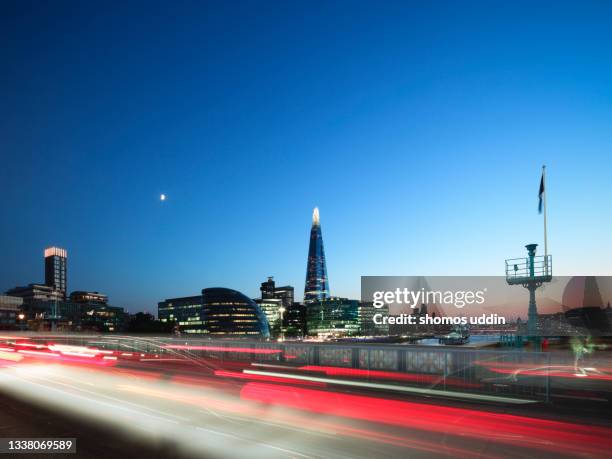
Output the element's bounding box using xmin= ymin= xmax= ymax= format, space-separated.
xmin=1 ymin=4 xmax=611 ymax=459
xmin=2 ymin=2 xmax=612 ymax=312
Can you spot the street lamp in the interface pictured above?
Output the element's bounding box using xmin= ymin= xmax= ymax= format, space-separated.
xmin=17 ymin=313 xmax=25 ymax=332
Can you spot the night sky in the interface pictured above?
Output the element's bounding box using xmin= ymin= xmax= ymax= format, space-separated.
xmin=1 ymin=1 xmax=611 ymax=312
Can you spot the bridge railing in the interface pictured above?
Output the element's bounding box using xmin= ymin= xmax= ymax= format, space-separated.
xmin=15 ymin=334 xmax=553 ymax=403
xmin=505 ymin=255 xmax=552 ymax=282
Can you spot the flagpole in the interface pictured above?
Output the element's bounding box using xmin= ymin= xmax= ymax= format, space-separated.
xmin=542 ymin=165 xmax=548 ymax=273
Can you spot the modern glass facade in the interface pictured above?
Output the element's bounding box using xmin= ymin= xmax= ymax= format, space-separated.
xmin=304 ymin=207 xmax=329 ymax=304
xmin=307 ymin=297 xmax=360 ymax=337
xmin=255 ymin=298 xmax=283 ymax=337
xmin=257 ymin=277 xmax=297 ymax=338
xmin=285 ymin=302 xmax=306 ymax=337
xmin=204 ymin=288 xmax=269 ymax=338
xmin=158 ymin=288 xmax=270 ymax=339
xmin=158 ymin=295 xmax=202 ymax=330
xmin=358 ymin=302 xmax=390 ymax=336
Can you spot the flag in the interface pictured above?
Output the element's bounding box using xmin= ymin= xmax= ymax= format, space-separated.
xmin=538 ymin=171 xmax=545 ymax=214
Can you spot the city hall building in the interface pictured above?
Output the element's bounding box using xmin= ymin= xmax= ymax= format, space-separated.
xmin=158 ymin=287 xmax=270 ymax=339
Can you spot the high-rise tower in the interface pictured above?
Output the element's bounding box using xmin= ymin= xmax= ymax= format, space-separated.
xmin=44 ymin=246 xmax=67 ymax=298
xmin=304 ymin=207 xmax=329 ymax=303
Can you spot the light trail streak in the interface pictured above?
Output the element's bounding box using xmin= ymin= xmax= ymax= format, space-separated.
xmin=296 ymin=365 xmax=482 ymax=388
xmin=1 ymin=336 xmax=611 ymax=459
xmin=240 ymin=382 xmax=612 ymax=457
xmin=0 ymin=365 xmax=322 ymax=459
xmin=0 ymin=369 xmax=181 ymax=424
xmin=14 ymin=342 xmax=47 ymax=348
xmin=17 ymin=349 xmax=60 ymax=357
xmin=162 ymin=344 xmax=283 ymax=354
xmin=194 ymin=426 xmax=315 ymax=459
xmin=0 ymin=350 xmax=22 ymax=362
xmin=242 ymin=369 xmax=536 ymax=404
xmin=479 ymin=363 xmax=612 ymax=381
xmin=114 ymin=383 xmax=496 ymax=458
xmin=214 ymin=370 xmax=327 ymax=387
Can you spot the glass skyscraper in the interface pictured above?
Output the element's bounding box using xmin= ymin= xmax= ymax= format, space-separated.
xmin=304 ymin=207 xmax=329 ymax=303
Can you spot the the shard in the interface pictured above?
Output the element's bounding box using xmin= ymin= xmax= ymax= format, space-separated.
xmin=304 ymin=207 xmax=330 ymax=303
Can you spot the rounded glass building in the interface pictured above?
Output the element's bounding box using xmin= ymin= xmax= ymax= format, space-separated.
xmin=201 ymin=287 xmax=270 ymax=339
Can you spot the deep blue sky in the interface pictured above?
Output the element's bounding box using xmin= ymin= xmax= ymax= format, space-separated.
xmin=1 ymin=1 xmax=611 ymax=312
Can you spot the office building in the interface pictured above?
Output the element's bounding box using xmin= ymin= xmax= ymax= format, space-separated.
xmin=6 ymin=283 xmax=63 ymax=304
xmin=0 ymin=295 xmax=23 ymax=329
xmin=14 ymin=297 xmax=126 ymax=333
xmin=6 ymin=247 xmax=125 ymax=332
xmin=304 ymin=207 xmax=329 ymax=304
xmin=358 ymin=301 xmax=390 ymax=336
xmin=257 ymin=277 xmax=296 ymax=338
xmin=158 ymin=295 xmax=202 ymax=330
xmin=261 ymin=277 xmax=294 ymax=309
xmin=70 ymin=291 xmax=108 ymax=305
xmin=285 ymin=302 xmax=306 ymax=337
xmin=307 ymin=297 xmax=360 ymax=338
xmin=260 ymin=277 xmax=276 ymax=299
xmin=255 ymin=297 xmax=283 ymax=337
xmin=80 ymin=303 xmax=127 ymax=332
xmin=44 ymin=246 xmax=67 ymax=298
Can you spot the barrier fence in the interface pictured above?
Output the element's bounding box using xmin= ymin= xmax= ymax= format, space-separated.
xmin=10 ymin=334 xmax=556 ymax=402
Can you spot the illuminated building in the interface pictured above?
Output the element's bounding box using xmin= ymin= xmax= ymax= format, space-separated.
xmin=158 ymin=295 xmax=202 ymax=330
xmin=5 ymin=247 xmax=66 ymax=304
xmin=285 ymin=302 xmax=307 ymax=337
xmin=5 ymin=283 xmax=63 ymax=304
xmin=74 ymin=293 xmax=127 ymax=332
xmin=255 ymin=297 xmax=283 ymax=337
xmin=201 ymin=288 xmax=270 ymax=338
xmin=6 ymin=287 xmax=124 ymax=332
xmin=257 ymin=277 xmax=296 ymax=338
xmin=5 ymin=247 xmax=125 ymax=332
xmin=70 ymin=291 xmax=108 ymax=305
xmin=15 ymin=300 xmax=81 ymax=331
xmin=0 ymin=295 xmax=22 ymax=329
xmin=158 ymin=287 xmax=270 ymax=338
xmin=44 ymin=246 xmax=67 ymax=298
xmin=260 ymin=277 xmax=276 ymax=299
xmin=304 ymin=207 xmax=329 ymax=304
xmin=261 ymin=277 xmax=294 ymax=309
xmin=307 ymin=297 xmax=360 ymax=338
xmin=11 ymin=299 xmax=126 ymax=333
xmin=358 ymin=301 xmax=390 ymax=336
xmin=308 ymin=298 xmax=391 ymax=338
